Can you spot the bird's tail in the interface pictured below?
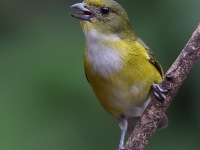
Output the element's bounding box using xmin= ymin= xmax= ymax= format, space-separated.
xmin=127 ymin=113 xmax=168 ymax=135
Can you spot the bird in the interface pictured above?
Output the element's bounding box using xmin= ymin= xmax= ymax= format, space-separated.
xmin=70 ymin=0 xmax=168 ymax=149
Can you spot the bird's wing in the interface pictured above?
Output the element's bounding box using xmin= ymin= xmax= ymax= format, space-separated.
xmin=137 ymin=38 xmax=164 ymax=77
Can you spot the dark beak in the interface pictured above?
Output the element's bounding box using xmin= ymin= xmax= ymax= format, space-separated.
xmin=70 ymin=3 xmax=94 ymax=21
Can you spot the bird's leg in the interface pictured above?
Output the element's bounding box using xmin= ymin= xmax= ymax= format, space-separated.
xmin=118 ymin=117 xmax=128 ymax=150
xmin=152 ymin=83 xmax=167 ymax=100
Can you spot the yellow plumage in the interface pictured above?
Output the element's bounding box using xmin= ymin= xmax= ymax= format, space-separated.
xmin=84 ymin=31 xmax=162 ymax=118
xmin=70 ymin=0 xmax=167 ymax=149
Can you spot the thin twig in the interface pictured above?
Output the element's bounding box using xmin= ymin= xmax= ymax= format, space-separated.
xmin=125 ymin=23 xmax=200 ymax=150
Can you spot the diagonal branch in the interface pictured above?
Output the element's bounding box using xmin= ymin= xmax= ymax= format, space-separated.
xmin=124 ymin=23 xmax=200 ymax=150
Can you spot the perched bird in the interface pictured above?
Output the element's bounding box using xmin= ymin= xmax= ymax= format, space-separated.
xmin=70 ymin=0 xmax=168 ymax=149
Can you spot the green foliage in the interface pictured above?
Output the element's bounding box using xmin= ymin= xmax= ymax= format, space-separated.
xmin=0 ymin=0 xmax=199 ymax=149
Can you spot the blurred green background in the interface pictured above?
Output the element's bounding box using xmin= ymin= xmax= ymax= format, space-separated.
xmin=0 ymin=0 xmax=200 ymax=150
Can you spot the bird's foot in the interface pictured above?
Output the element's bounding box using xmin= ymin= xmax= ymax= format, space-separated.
xmin=118 ymin=146 xmax=126 ymax=150
xmin=118 ymin=118 xmax=128 ymax=150
xmin=152 ymin=83 xmax=167 ymax=100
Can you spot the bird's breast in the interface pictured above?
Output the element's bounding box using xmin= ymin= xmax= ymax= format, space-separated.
xmin=83 ymin=29 xmax=160 ymax=118
xmin=84 ymin=29 xmax=123 ymax=78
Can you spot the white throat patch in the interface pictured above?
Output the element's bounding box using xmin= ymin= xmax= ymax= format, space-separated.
xmin=84 ymin=29 xmax=123 ymax=78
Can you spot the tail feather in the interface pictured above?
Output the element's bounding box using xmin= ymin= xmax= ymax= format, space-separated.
xmin=127 ymin=113 xmax=168 ymax=135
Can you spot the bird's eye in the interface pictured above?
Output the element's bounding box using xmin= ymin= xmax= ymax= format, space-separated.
xmin=100 ymin=6 xmax=110 ymax=14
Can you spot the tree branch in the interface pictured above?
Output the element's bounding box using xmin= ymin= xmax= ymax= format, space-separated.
xmin=124 ymin=23 xmax=200 ymax=150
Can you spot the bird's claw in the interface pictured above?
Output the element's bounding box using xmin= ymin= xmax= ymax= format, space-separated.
xmin=152 ymin=84 xmax=167 ymax=100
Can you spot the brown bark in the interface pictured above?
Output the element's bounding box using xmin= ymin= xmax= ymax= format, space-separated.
xmin=124 ymin=23 xmax=200 ymax=150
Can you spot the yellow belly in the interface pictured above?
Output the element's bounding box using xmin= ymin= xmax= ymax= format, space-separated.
xmin=84 ymin=36 xmax=162 ymax=118
xmin=84 ymin=52 xmax=162 ymax=118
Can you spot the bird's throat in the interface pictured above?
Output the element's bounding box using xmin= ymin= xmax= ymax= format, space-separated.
xmin=84 ymin=29 xmax=123 ymax=78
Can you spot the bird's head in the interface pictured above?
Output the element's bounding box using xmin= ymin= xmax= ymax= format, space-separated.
xmin=71 ymin=0 xmax=134 ymax=39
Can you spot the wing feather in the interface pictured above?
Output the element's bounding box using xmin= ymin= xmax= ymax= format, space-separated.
xmin=137 ymin=38 xmax=164 ymax=77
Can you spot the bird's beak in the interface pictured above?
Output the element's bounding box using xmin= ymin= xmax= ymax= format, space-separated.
xmin=70 ymin=3 xmax=94 ymax=21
